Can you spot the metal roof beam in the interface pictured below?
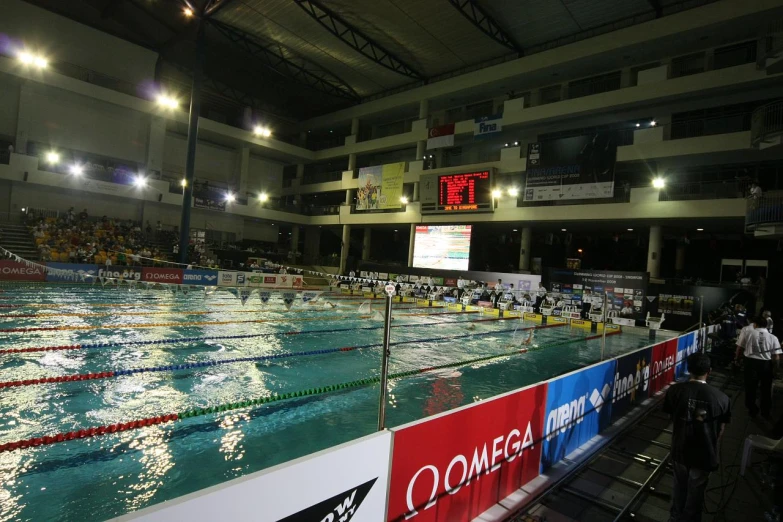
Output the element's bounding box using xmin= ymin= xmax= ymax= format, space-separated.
xmin=293 ymin=0 xmax=425 ymax=80
xmin=204 ymin=0 xmax=236 ymax=18
xmin=207 ymin=19 xmax=359 ymax=101
xmin=447 ymin=0 xmax=523 ymax=55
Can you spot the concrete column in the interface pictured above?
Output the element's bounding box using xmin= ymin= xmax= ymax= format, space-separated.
xmin=350 ymin=117 xmax=360 ymax=136
xmin=416 ymin=141 xmax=426 ymax=160
xmin=345 ymin=189 xmax=353 ymax=205
xmin=412 ymin=182 xmax=420 ymax=202
xmin=146 ymin=115 xmax=166 ymax=178
xmin=362 ymin=227 xmax=371 ymax=261
xmin=407 ymin=223 xmax=416 ymax=267
xmin=518 ymin=227 xmax=532 ymax=271
xmin=675 ymin=244 xmax=686 ymax=278
xmin=418 ymin=99 xmax=429 ymax=120
xmin=647 ymin=226 xmax=662 ymax=278
xmin=304 ymin=226 xmax=321 ymax=263
xmin=339 ymin=224 xmax=351 ymax=275
xmin=237 ymin=146 xmax=249 ymax=194
xmin=348 ymin=153 xmax=357 ymax=171
xmin=15 ymin=83 xmax=32 ymax=154
xmin=291 ymin=225 xmax=300 ymax=256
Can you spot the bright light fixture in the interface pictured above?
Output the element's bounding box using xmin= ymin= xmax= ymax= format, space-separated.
xmin=69 ymin=164 xmax=83 ymax=176
xmin=504 ymin=143 xmax=509 ymax=147
xmin=635 ymin=123 xmax=641 ymax=128
xmin=697 ymin=228 xmax=704 ymax=231
xmin=627 ymin=228 xmax=634 ymax=231
xmin=650 ymin=120 xmax=657 ymax=127
xmin=180 ymin=179 xmax=187 ymax=187
xmin=491 ymin=189 xmax=502 ymax=198
xmin=561 ymin=228 xmax=567 ymax=232
xmin=18 ymin=51 xmax=47 ymax=69
xmin=45 ymin=151 xmax=60 ymax=164
xmin=253 ymin=125 xmax=272 ymax=138
xmin=133 ymin=175 xmax=147 ymax=188
xmin=513 ymin=229 xmax=518 ymax=232
xmin=225 ymin=192 xmax=236 ymax=203
xmin=513 ymin=141 xmax=519 ymax=146
xmin=652 ymin=177 xmax=665 ymax=189
xmin=577 ymin=248 xmax=583 ymax=253
xmin=156 ymin=94 xmax=179 ymax=109
xmin=508 ymin=187 xmax=519 ymax=197
xmin=400 ymin=196 xmax=409 ymax=204
xmin=258 ymin=193 xmax=269 ymax=202
xmin=183 ymin=7 xmax=194 ymax=17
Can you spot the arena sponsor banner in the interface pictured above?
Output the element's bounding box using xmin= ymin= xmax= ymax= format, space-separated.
xmin=182 ymin=269 xmax=219 ymax=286
xmin=45 ymin=262 xmax=99 ymax=282
xmin=524 ymin=133 xmax=617 ymax=201
xmin=387 ymin=383 xmax=547 ymax=522
xmin=674 ymin=332 xmax=698 ymax=379
xmin=541 ymin=359 xmax=616 ymax=470
xmin=97 ymin=267 xmax=141 ymax=281
xmin=611 ymin=346 xmax=653 ymax=421
xmin=142 ymin=268 xmax=183 ymax=284
xmin=649 ymin=339 xmax=678 ymax=395
xmin=119 ymin=431 xmax=392 ymax=522
xmin=0 ymin=260 xmax=46 ymax=281
xmin=218 ymin=271 xmax=246 ymax=287
xmin=356 ymin=162 xmax=405 ymax=210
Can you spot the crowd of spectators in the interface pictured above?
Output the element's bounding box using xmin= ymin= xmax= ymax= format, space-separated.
xmin=28 ymin=207 xmax=171 ymax=265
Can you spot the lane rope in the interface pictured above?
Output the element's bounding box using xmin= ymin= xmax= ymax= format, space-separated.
xmin=0 ymin=315 xmax=526 ymax=356
xmin=0 ymin=324 xmax=568 ymax=388
xmin=0 ymin=330 xmax=620 ymax=453
xmin=0 ymin=310 xmax=476 ymax=334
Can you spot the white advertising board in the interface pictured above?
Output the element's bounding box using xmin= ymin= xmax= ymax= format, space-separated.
xmin=113 ymin=431 xmax=392 ymax=522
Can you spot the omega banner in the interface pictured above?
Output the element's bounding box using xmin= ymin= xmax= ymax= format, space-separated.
xmin=525 ymin=133 xmax=617 ymax=201
xmin=387 ymin=383 xmax=547 ymax=522
xmin=0 ymin=260 xmax=46 ymax=281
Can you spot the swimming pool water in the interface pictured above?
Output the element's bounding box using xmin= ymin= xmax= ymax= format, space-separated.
xmin=0 ymin=285 xmax=670 ymax=521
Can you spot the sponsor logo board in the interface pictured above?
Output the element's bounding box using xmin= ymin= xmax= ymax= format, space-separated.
xmin=541 ymin=359 xmax=616 ymax=470
xmin=97 ymin=267 xmax=141 ymax=281
xmin=388 ymin=383 xmax=547 ymax=522
xmin=182 ymin=269 xmax=219 ymax=286
xmin=142 ymin=268 xmax=183 ymax=284
xmin=0 ymin=261 xmax=46 ymax=281
xmin=674 ymin=332 xmax=698 ymax=379
xmin=649 ymin=339 xmax=678 ymax=395
xmin=611 ymin=347 xmax=653 ymax=421
xmin=45 ymin=262 xmax=99 ymax=282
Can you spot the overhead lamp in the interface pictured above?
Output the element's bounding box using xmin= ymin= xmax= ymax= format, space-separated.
xmin=577 ymin=248 xmax=583 ymax=253
xmin=635 ymin=123 xmax=641 ymax=128
xmin=69 ymin=164 xmax=83 ymax=176
xmin=650 ymin=120 xmax=657 ymax=127
xmin=225 ymin=192 xmax=236 ymax=203
xmin=400 ymin=196 xmax=409 ymax=204
xmin=258 ymin=193 xmax=269 ymax=202
xmin=156 ymin=94 xmax=179 ymax=109
xmin=133 ymin=175 xmax=147 ymax=188
xmin=504 ymin=143 xmax=509 ymax=147
xmin=561 ymin=228 xmax=567 ymax=232
xmin=513 ymin=229 xmax=518 ymax=232
xmin=508 ymin=187 xmax=519 ymax=197
xmin=513 ymin=141 xmax=519 ymax=146
xmin=652 ymin=177 xmax=665 ymax=189
xmin=180 ymin=179 xmax=187 ymax=187
xmin=697 ymin=228 xmax=704 ymax=231
xmin=183 ymin=7 xmax=194 ymax=17
xmin=253 ymin=125 xmax=271 ymax=138
xmin=18 ymin=51 xmax=47 ymax=69
xmin=45 ymin=151 xmax=60 ymax=165
xmin=627 ymin=228 xmax=634 ymax=231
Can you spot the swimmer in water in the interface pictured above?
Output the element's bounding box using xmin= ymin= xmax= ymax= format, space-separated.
xmin=508 ymin=329 xmax=534 ymax=351
xmin=464 ymin=322 xmax=478 ymax=331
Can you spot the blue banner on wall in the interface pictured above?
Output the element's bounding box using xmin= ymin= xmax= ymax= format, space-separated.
xmin=541 ymin=359 xmax=616 ymax=470
xmin=182 ymin=269 xmax=219 ymax=286
xmin=45 ymin=263 xmax=100 ymax=282
xmin=674 ymin=332 xmax=698 ymax=379
xmin=611 ymin=346 xmax=653 ymax=422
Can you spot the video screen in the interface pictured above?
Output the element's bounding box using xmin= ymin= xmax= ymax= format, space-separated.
xmin=412 ymin=225 xmax=471 ymax=271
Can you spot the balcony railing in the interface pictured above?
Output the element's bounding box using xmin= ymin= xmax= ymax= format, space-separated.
xmin=746 ymin=195 xmax=783 ymax=229
xmin=751 ymin=99 xmax=783 ymax=147
xmin=658 ymin=179 xmax=750 ymax=201
xmin=669 ymin=112 xmax=752 ymax=140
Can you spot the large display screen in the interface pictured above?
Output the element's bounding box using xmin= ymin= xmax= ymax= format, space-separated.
xmin=437 ymin=171 xmax=491 ymax=211
xmin=412 ymin=225 xmax=472 ymax=271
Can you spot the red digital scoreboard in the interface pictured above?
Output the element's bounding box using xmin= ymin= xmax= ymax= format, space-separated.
xmin=438 ymin=170 xmax=491 ymax=211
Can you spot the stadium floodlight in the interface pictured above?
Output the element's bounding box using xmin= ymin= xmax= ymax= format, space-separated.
xmin=45 ymin=151 xmax=60 ymax=164
xmin=253 ymin=125 xmax=272 ymax=138
xmin=508 ymin=187 xmax=519 ymax=197
xmin=18 ymin=51 xmax=47 ymax=69
xmin=180 ymin=179 xmax=187 ymax=187
xmin=183 ymin=7 xmax=194 ymax=17
xmin=400 ymin=196 xmax=409 ymax=204
xmin=652 ymin=177 xmax=665 ymax=189
xmin=156 ymin=94 xmax=179 ymax=109
xmin=134 ymin=175 xmax=147 ymax=188
xmin=225 ymin=192 xmax=236 ymax=203
xmin=258 ymin=193 xmax=269 ymax=202
xmin=69 ymin=164 xmax=83 ymax=176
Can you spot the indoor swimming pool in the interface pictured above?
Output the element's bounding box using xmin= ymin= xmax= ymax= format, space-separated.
xmin=0 ymin=284 xmax=668 ymax=521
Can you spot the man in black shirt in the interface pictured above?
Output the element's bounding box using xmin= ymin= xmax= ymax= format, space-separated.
xmin=663 ymin=353 xmax=731 ymax=522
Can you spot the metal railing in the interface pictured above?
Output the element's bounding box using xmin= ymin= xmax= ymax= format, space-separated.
xmin=669 ymin=112 xmax=752 ymax=140
xmin=751 ymin=99 xmax=783 ymax=147
xmin=746 ymin=195 xmax=783 ymax=228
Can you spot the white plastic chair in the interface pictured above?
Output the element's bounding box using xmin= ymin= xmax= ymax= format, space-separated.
xmin=740 ymin=434 xmax=783 ymax=476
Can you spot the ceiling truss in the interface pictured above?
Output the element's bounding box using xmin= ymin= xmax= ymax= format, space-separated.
xmin=446 ymin=0 xmax=523 ymax=55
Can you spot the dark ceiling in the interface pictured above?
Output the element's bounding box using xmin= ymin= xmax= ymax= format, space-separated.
xmin=23 ymin=0 xmax=717 ymax=124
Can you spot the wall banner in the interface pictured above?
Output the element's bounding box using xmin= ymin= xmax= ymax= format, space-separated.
xmin=45 ymin=262 xmax=99 ymax=282
xmin=541 ymin=359 xmax=616 ymax=470
xmin=0 ymin=260 xmax=46 ymax=281
xmin=182 ymin=269 xmax=219 ymax=286
xmin=142 ymin=268 xmax=183 ymax=284
xmin=356 ymin=162 xmax=405 ymax=210
xmin=611 ymin=346 xmax=653 ymax=421
xmin=674 ymin=332 xmax=698 ymax=380
xmin=545 ymin=268 xmax=649 ymax=321
xmin=473 ymin=114 xmax=502 ymax=139
xmin=387 ymin=383 xmax=548 ymax=522
xmin=649 ymin=339 xmax=678 ymax=395
xmin=218 ymin=271 xmax=246 ymax=287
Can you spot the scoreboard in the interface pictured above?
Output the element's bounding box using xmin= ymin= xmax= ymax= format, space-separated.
xmin=420 ymin=169 xmax=494 ymax=214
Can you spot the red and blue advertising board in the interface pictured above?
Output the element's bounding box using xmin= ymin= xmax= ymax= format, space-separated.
xmin=387 ymin=383 xmax=547 ymax=522
xmin=674 ymin=332 xmax=698 ymax=379
xmin=649 ymin=338 xmax=678 ymax=395
xmin=541 ymin=359 xmax=616 ymax=470
xmin=141 ymin=267 xmax=183 ymax=284
xmin=0 ymin=260 xmax=46 ymax=281
xmin=611 ymin=346 xmax=653 ymax=422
